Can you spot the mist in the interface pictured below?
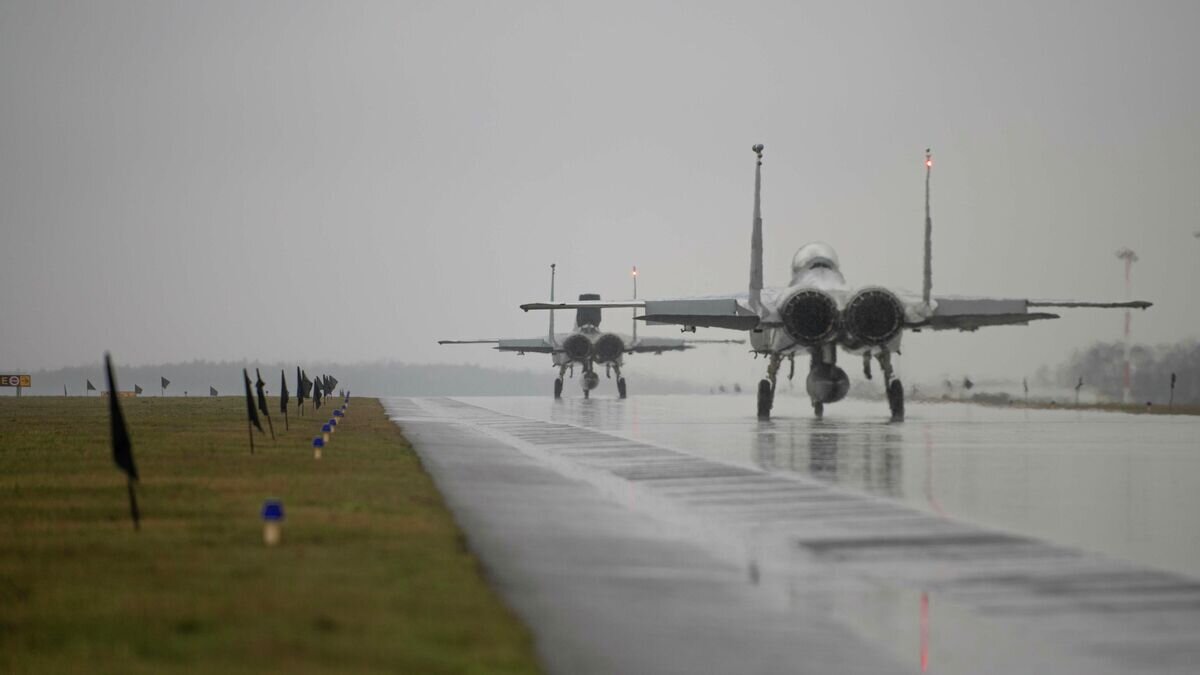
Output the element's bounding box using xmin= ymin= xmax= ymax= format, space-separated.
xmin=2 ymin=2 xmax=1198 ymax=388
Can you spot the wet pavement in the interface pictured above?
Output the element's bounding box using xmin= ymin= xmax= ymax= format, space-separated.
xmin=385 ymin=395 xmax=1200 ymax=674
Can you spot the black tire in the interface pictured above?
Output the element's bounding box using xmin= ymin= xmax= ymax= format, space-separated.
xmin=888 ymin=379 xmax=905 ymax=421
xmin=617 ymin=378 xmax=627 ymax=399
xmin=756 ymin=379 xmax=773 ymax=419
xmin=554 ymin=379 xmax=563 ymax=399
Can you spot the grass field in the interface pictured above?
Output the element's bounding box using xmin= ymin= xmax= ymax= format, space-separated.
xmin=0 ymin=396 xmax=540 ymax=675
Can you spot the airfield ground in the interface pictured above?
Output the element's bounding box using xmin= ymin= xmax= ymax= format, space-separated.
xmin=0 ymin=397 xmax=539 ymax=675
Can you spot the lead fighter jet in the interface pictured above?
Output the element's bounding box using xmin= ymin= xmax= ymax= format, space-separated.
xmin=521 ymin=145 xmax=1151 ymax=420
xmin=440 ymin=265 xmax=741 ymax=399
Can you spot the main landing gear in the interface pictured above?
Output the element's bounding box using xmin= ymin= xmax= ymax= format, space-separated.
xmin=555 ymin=363 xmax=628 ymax=399
xmin=876 ymin=350 xmax=904 ymax=422
xmin=756 ymin=353 xmax=783 ymax=419
xmin=554 ymin=363 xmax=568 ymax=399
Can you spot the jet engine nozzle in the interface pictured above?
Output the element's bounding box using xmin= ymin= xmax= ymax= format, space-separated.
xmin=842 ymin=288 xmax=904 ymax=346
xmin=562 ymin=334 xmax=593 ymax=361
xmin=779 ymin=288 xmax=840 ymax=346
xmin=806 ymin=364 xmax=850 ymax=404
xmin=593 ymin=334 xmax=625 ymax=363
xmin=583 ymin=371 xmax=600 ymax=391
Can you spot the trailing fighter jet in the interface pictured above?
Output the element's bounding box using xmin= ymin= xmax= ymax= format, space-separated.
xmin=440 ymin=265 xmax=741 ymax=399
xmin=521 ymin=145 xmax=1151 ymax=420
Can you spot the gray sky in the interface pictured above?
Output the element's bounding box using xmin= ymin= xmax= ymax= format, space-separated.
xmin=2 ymin=1 xmax=1197 ymax=388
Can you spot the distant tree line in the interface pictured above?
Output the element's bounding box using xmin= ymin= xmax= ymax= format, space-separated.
xmin=17 ymin=359 xmax=704 ymax=398
xmin=1055 ymin=340 xmax=1199 ymax=404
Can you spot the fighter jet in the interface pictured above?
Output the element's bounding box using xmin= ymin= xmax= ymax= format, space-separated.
xmin=521 ymin=145 xmax=1151 ymax=420
xmin=440 ymin=264 xmax=741 ymax=399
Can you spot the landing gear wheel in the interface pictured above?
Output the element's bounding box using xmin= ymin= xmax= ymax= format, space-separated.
xmin=617 ymin=378 xmax=627 ymax=399
xmin=813 ymin=402 xmax=824 ymax=419
xmin=888 ymin=379 xmax=905 ymax=421
xmin=583 ymin=388 xmax=590 ymax=399
xmin=554 ymin=378 xmax=563 ymax=399
xmin=756 ymin=379 xmax=773 ymax=419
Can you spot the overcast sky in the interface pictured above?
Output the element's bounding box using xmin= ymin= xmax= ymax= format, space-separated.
xmin=2 ymin=1 xmax=1197 ymax=389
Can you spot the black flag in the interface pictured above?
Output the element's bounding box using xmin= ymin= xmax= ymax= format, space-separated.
xmin=160 ymin=376 xmax=170 ymax=396
xmin=105 ymin=353 xmax=140 ymax=530
xmin=295 ymin=366 xmax=305 ymax=412
xmin=244 ymin=369 xmax=262 ymax=453
xmin=313 ymin=376 xmax=323 ymax=410
xmin=280 ymin=370 xmax=290 ymax=430
xmin=134 ymin=384 xmax=143 ymax=395
xmin=255 ymin=369 xmax=275 ymax=441
xmin=86 ymin=379 xmax=96 ymax=393
xmin=210 ymin=386 xmax=218 ymax=397
xmin=63 ymin=384 xmax=68 ymax=397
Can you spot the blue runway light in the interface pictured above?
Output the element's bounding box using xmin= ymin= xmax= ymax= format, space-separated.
xmin=261 ymin=500 xmax=284 ymax=521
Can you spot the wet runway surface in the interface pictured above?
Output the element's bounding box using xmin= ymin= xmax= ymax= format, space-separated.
xmin=386 ymin=395 xmax=1200 ymax=674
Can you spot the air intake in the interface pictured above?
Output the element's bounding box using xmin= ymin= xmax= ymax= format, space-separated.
xmin=842 ymin=288 xmax=904 ymax=346
xmin=562 ymin=334 xmax=593 ymax=361
xmin=593 ymin=334 xmax=625 ymax=363
xmin=576 ymin=293 xmax=601 ymax=328
xmin=778 ymin=289 xmax=839 ymax=346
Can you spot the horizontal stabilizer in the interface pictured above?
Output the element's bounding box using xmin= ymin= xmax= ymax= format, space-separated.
xmin=439 ymin=338 xmax=556 ymax=353
xmin=522 ymin=300 xmax=645 ymax=311
xmin=1028 ymin=300 xmax=1152 ymax=310
xmin=920 ymin=312 xmax=1060 ymax=332
xmin=640 ymin=298 xmax=760 ymax=331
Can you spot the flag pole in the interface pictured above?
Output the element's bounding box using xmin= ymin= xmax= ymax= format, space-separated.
xmin=248 ymin=419 xmax=255 ymax=454
xmin=127 ymin=477 xmax=141 ymax=531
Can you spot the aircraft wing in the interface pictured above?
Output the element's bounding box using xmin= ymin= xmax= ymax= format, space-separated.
xmin=521 ymin=298 xmax=761 ymax=331
xmin=911 ymin=297 xmax=1151 ymax=332
xmin=438 ymin=338 xmax=557 ymax=353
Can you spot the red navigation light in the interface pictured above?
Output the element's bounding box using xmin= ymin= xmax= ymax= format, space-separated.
xmin=632 ymin=267 xmax=638 ymax=276
xmin=926 ymin=158 xmax=933 ymax=168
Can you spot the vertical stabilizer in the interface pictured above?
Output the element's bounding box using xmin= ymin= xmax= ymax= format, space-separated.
xmin=922 ymin=148 xmax=933 ymax=307
xmin=749 ymin=144 xmax=765 ymax=314
xmin=548 ymin=264 xmax=556 ymax=346
xmin=631 ymin=266 xmax=638 ymax=344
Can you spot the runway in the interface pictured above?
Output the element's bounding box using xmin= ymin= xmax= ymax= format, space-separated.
xmin=385 ymin=395 xmax=1200 ymax=674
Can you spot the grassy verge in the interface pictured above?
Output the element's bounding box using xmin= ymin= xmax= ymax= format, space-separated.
xmin=915 ymin=395 xmax=1200 ymax=416
xmin=0 ymin=396 xmax=539 ymax=675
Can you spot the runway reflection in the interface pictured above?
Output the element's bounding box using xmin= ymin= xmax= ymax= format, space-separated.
xmin=751 ymin=419 xmax=904 ymax=498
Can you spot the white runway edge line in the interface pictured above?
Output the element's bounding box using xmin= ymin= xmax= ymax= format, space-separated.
xmin=386 ymin=397 xmax=1200 ymax=675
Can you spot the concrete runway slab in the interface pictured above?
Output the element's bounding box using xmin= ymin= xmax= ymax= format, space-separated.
xmin=385 ymin=396 xmax=1200 ymax=674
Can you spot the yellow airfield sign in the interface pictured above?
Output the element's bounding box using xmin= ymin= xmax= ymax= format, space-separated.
xmin=0 ymin=374 xmax=32 ymax=388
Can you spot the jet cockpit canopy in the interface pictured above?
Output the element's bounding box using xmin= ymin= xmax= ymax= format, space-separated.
xmin=791 ymin=242 xmax=841 ymax=280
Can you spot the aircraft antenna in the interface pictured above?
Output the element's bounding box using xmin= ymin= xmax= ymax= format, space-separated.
xmin=749 ymin=144 xmax=765 ymax=315
xmin=922 ymin=148 xmax=933 ymax=307
xmin=548 ymin=263 xmax=556 ymax=347
xmin=631 ymin=266 xmax=638 ymax=345
xmin=1115 ymin=247 xmax=1138 ymax=403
